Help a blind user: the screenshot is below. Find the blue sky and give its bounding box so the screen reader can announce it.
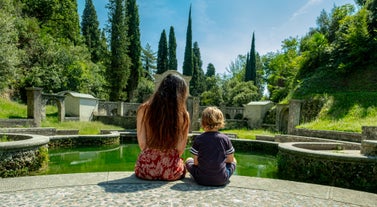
[77,0,357,75]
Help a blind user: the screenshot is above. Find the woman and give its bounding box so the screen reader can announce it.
[135,74,190,180]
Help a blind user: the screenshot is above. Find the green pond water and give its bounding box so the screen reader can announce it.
[42,144,278,178]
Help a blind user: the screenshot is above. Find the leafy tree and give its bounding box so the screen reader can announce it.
[324,4,357,73]
[223,79,259,107]
[200,75,223,106]
[337,8,371,68]
[81,0,102,62]
[190,42,205,96]
[20,0,55,25]
[297,32,329,78]
[328,4,355,43]
[17,31,106,98]
[21,0,81,44]
[141,43,157,80]
[132,77,154,103]
[182,5,193,76]
[107,0,131,101]
[366,0,377,60]
[205,63,216,77]
[263,37,300,102]
[0,0,21,93]
[168,26,178,70]
[125,0,142,102]
[366,0,377,36]
[226,54,247,79]
[157,29,168,74]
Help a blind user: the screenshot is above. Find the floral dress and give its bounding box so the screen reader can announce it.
[135,148,186,181]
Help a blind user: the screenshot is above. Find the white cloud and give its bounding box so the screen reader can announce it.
[291,0,323,20]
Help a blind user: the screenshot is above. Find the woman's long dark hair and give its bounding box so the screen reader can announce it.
[141,74,189,150]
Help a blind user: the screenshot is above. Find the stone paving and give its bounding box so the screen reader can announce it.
[0,172,376,207]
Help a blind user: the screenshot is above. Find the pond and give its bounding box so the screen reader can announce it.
[40,144,278,178]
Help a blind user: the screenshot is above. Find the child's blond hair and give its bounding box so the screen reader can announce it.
[201,107,225,130]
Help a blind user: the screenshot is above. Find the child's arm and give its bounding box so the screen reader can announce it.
[193,155,199,165]
[225,154,236,163]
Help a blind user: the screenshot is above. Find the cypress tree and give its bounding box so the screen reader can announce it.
[81,0,101,62]
[168,26,178,70]
[245,32,256,83]
[125,0,142,101]
[206,63,216,77]
[190,42,205,96]
[99,29,109,64]
[182,5,193,76]
[157,29,168,74]
[107,0,130,101]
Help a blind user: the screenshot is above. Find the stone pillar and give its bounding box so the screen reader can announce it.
[276,104,288,132]
[117,101,124,116]
[187,96,200,132]
[362,126,377,140]
[57,99,65,122]
[288,99,303,134]
[26,87,42,127]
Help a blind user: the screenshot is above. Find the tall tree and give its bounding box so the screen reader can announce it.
[141,43,157,79]
[157,29,168,74]
[245,32,256,83]
[190,42,205,96]
[81,0,101,62]
[107,0,130,101]
[125,0,142,101]
[205,63,216,77]
[182,5,193,76]
[168,26,178,70]
[99,29,110,64]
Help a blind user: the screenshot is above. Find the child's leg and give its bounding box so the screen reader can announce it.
[226,161,236,178]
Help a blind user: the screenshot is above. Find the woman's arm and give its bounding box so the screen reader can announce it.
[136,106,147,151]
[177,111,190,156]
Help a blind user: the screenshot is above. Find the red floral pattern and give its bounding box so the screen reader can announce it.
[135,148,186,181]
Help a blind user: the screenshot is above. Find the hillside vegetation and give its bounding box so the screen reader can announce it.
[297,92,377,133]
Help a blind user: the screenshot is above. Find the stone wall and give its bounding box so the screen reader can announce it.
[48,132,120,148]
[0,133,49,178]
[0,127,56,136]
[0,119,35,128]
[93,115,136,129]
[277,143,377,193]
[291,128,362,143]
[0,145,48,177]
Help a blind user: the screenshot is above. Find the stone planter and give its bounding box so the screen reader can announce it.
[0,133,49,177]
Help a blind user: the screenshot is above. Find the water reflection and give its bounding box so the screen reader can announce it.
[44,144,277,178]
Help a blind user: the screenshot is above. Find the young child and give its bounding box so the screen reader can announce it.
[185,106,237,186]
